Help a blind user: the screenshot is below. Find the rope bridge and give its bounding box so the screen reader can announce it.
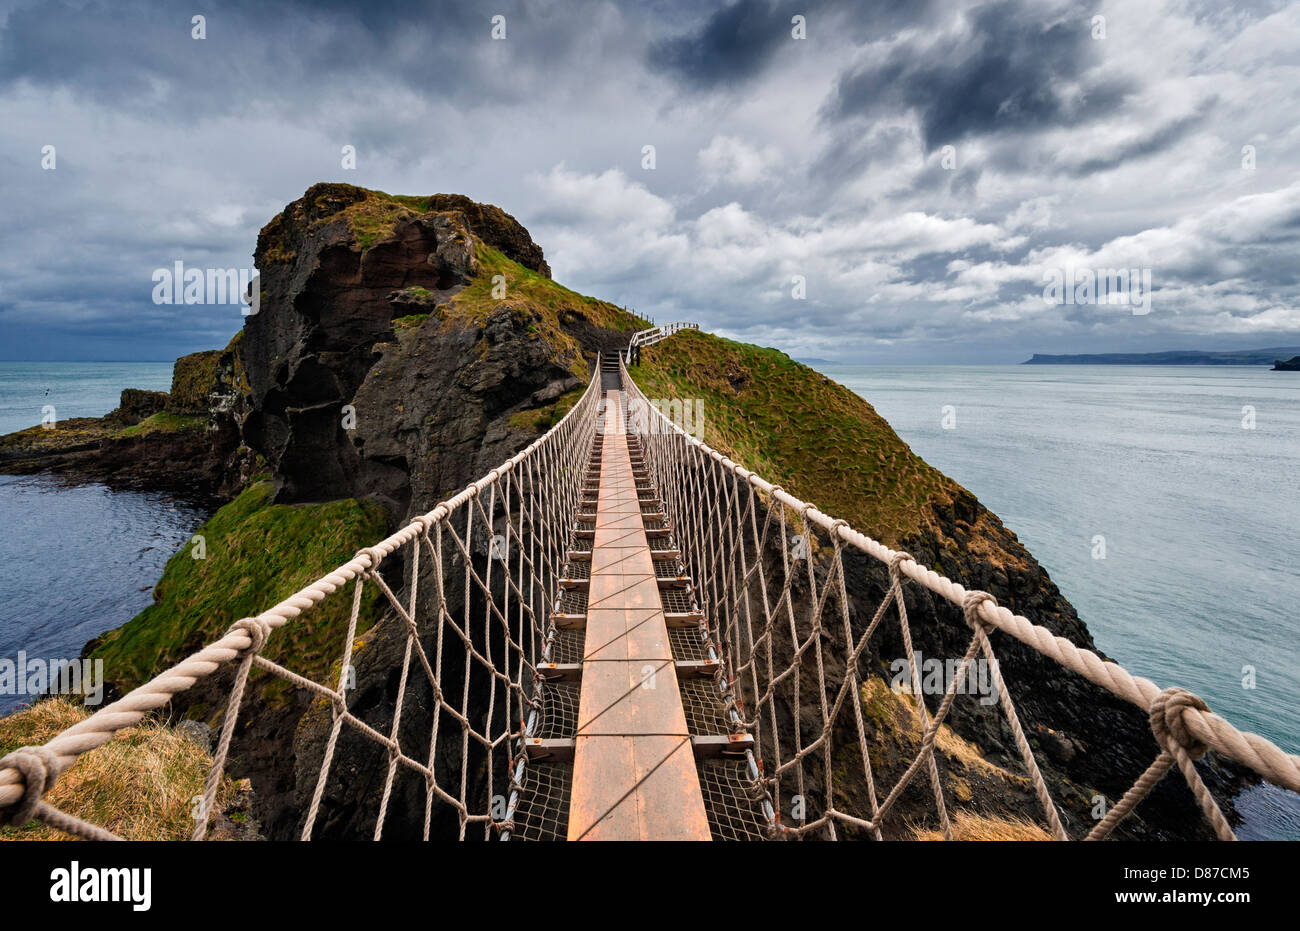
[1,326,1297,840]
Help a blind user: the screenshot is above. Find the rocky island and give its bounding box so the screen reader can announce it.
[1024,347,1300,365]
[1273,355,1300,371]
[0,184,1248,841]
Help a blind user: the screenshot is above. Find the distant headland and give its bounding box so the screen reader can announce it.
[1023,347,1300,366]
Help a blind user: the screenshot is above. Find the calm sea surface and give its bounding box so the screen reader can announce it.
[0,361,175,436]
[0,362,1296,835]
[0,362,207,715]
[826,364,1300,838]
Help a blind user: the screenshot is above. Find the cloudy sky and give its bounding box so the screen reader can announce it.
[1,0,1298,362]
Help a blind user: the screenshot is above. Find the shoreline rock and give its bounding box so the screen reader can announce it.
[0,341,256,504]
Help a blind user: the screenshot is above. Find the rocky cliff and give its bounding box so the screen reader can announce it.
[242,183,637,513]
[0,348,251,501]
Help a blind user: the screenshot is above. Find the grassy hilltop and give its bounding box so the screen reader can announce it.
[634,329,966,547]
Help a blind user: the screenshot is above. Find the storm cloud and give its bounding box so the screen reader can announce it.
[0,0,1297,362]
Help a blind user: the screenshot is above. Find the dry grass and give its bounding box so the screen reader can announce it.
[911,810,1054,841]
[0,698,225,841]
[861,677,1018,778]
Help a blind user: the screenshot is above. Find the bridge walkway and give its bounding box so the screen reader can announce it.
[507,356,769,840]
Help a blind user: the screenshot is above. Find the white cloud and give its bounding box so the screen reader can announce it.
[697,135,782,188]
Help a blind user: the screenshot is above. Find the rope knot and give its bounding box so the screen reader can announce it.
[888,551,914,578]
[0,745,61,827]
[407,515,432,538]
[355,546,385,572]
[1149,687,1210,759]
[962,590,998,633]
[228,617,271,656]
[492,817,516,835]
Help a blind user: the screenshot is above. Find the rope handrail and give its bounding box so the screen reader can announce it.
[617,346,1300,840]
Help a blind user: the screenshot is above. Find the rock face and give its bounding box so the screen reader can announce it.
[241,184,579,508]
[167,350,223,415]
[105,389,168,426]
[0,385,226,498]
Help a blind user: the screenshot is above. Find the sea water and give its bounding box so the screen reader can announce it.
[0,363,206,715]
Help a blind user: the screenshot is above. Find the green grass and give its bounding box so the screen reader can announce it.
[392,313,431,330]
[449,244,643,329]
[336,194,423,251]
[508,385,586,434]
[389,194,435,212]
[117,410,206,437]
[396,286,435,303]
[88,481,390,708]
[445,244,646,379]
[632,330,961,545]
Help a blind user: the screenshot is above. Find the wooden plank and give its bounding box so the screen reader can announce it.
[690,733,755,757]
[535,662,582,682]
[529,734,754,762]
[675,659,723,678]
[522,737,576,761]
[567,390,711,842]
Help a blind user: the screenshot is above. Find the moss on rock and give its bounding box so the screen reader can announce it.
[447,244,644,380]
[116,410,205,438]
[168,350,222,416]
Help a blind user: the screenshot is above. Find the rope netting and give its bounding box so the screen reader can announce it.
[0,363,606,841]
[618,353,1300,841]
